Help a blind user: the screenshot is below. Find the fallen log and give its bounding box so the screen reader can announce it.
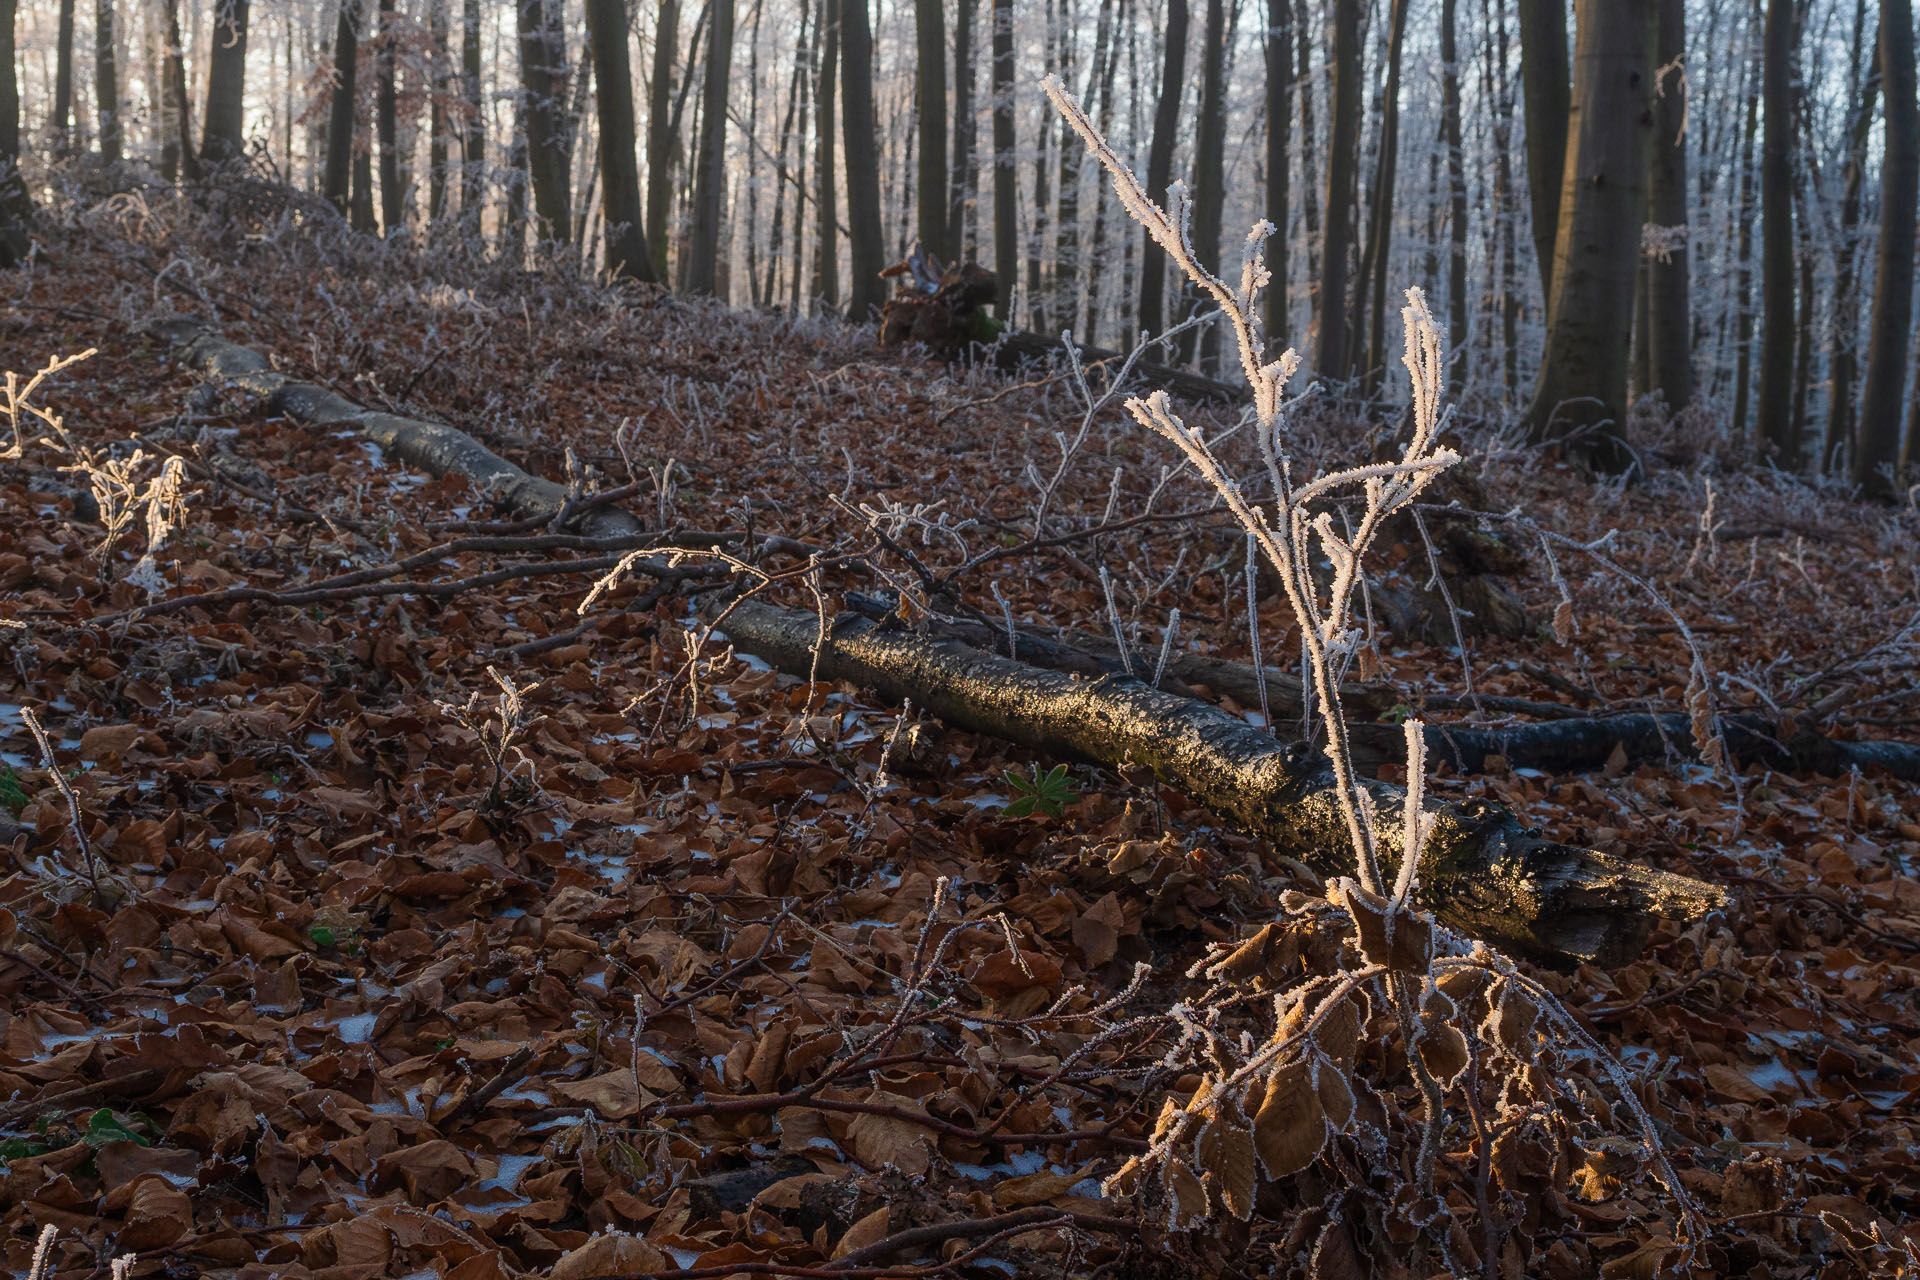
[143,315,641,538]
[713,599,1726,969]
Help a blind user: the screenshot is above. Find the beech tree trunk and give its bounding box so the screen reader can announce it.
[646,0,679,281]
[1824,0,1879,469]
[714,599,1725,968]
[428,0,449,222]
[461,0,486,236]
[585,0,657,284]
[0,0,27,267]
[1754,0,1795,462]
[53,0,76,158]
[684,0,735,295]
[1359,0,1411,390]
[517,0,572,246]
[1181,0,1227,370]
[1522,0,1655,473]
[165,0,198,182]
[322,1,360,216]
[841,0,886,320]
[912,0,948,256]
[1729,1,1761,439]
[201,0,249,163]
[1440,0,1467,384]
[1516,0,1569,301]
[1316,0,1361,381]
[1644,0,1692,411]
[813,0,839,308]
[1138,0,1187,336]
[95,0,120,164]
[949,0,975,266]
[1264,0,1291,349]
[1855,0,1917,492]
[377,0,403,233]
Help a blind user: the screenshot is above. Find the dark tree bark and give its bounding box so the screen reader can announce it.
[53,0,76,158]
[1517,0,1570,300]
[646,0,679,281]
[585,0,658,284]
[162,0,199,182]
[813,0,840,308]
[1316,0,1361,380]
[1264,0,1291,350]
[1180,0,1227,369]
[1359,0,1412,390]
[428,0,449,223]
[1825,0,1879,469]
[1644,0,1692,411]
[949,0,975,265]
[1138,0,1188,336]
[841,0,886,320]
[0,0,29,267]
[323,1,360,216]
[201,0,250,163]
[377,0,403,233]
[1729,0,1761,439]
[1295,0,1318,286]
[1522,0,1656,472]
[517,0,572,246]
[684,0,735,295]
[95,0,120,163]
[1855,0,1917,492]
[1488,0,1519,396]
[1754,0,1795,462]
[461,0,486,235]
[912,0,948,256]
[1440,0,1467,384]
[990,0,1016,317]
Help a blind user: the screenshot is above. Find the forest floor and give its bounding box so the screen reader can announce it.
[1,189,1918,1280]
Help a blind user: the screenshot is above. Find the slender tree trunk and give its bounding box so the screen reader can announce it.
[1644,0,1692,411]
[0,0,29,266]
[682,0,734,294]
[1855,0,1917,491]
[461,0,485,237]
[351,111,377,231]
[762,1,808,307]
[584,0,657,283]
[376,0,404,232]
[96,0,120,163]
[911,0,948,255]
[53,0,76,157]
[201,0,249,162]
[1359,0,1411,390]
[1522,0,1656,472]
[1049,0,1081,332]
[428,0,449,222]
[1440,0,1467,384]
[164,0,199,182]
[1754,0,1794,461]
[1264,0,1291,350]
[842,0,885,319]
[990,0,1016,317]
[1489,0,1519,397]
[517,0,572,246]
[1316,0,1362,381]
[1296,0,1318,287]
[1080,0,1125,347]
[949,0,974,264]
[1517,0,1570,300]
[323,1,360,215]
[645,0,679,280]
[1138,0,1188,336]
[1729,1,1761,439]
[1824,0,1878,468]
[1180,0,1227,368]
[814,0,840,308]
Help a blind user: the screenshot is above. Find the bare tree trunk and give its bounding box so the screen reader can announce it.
[323,1,360,215]
[1080,0,1125,346]
[1644,0,1692,411]
[1050,0,1081,332]
[949,0,975,265]
[1295,0,1318,287]
[763,1,809,307]
[53,0,76,157]
[1825,0,1879,469]
[1138,0,1188,336]
[1264,0,1291,349]
[1359,0,1411,391]
[1729,0,1761,439]
[351,111,377,231]
[201,0,249,162]
[0,0,29,267]
[584,0,658,284]
[96,0,120,163]
[1489,0,1519,397]
[842,0,885,319]
[1440,0,1467,384]
[683,0,733,294]
[813,0,840,308]
[645,0,679,281]
[912,0,948,256]
[1522,0,1655,473]
[1316,0,1361,380]
[1180,0,1227,368]
[1516,0,1569,300]
[427,0,449,223]
[517,0,572,246]
[1754,0,1795,462]
[163,0,199,182]
[990,0,1016,316]
[1855,0,1917,491]
[376,0,403,232]
[461,0,485,236]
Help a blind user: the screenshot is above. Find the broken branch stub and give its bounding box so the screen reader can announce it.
[716,599,1726,968]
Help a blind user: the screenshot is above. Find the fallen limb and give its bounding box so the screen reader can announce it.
[713,600,1726,968]
[143,315,642,537]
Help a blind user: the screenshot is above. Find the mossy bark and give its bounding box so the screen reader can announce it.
[716,599,1725,968]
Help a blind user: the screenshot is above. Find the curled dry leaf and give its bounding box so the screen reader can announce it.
[1253,1058,1326,1179]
